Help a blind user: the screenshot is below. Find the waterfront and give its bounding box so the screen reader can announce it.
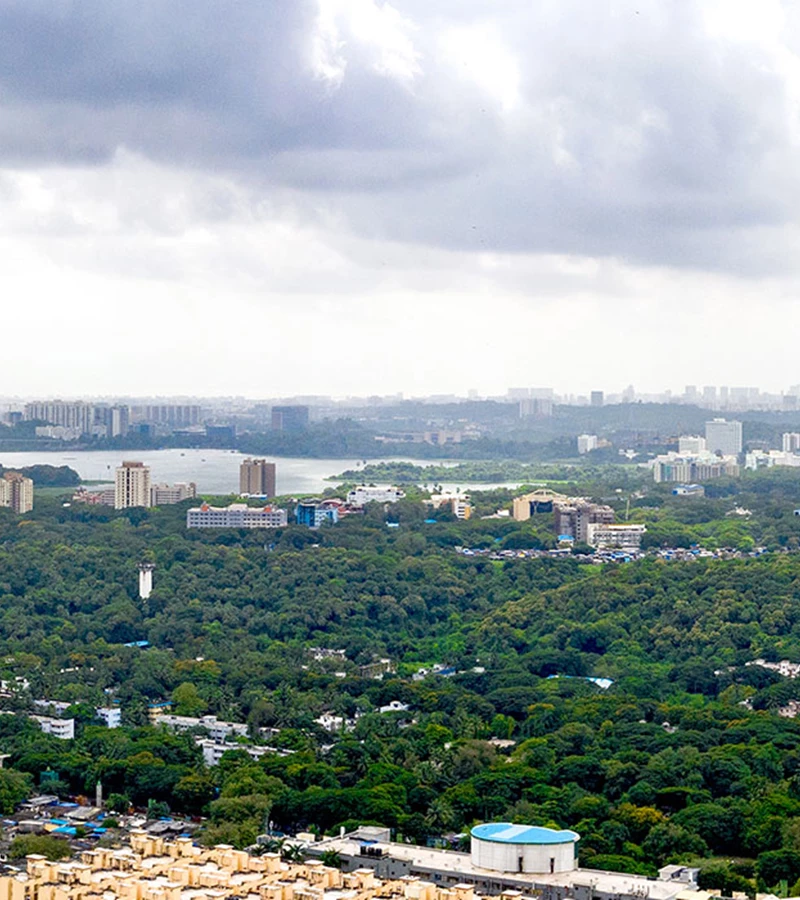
[0,449,527,496]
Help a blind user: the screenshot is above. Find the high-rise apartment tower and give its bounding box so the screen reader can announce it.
[115,461,152,509]
[239,459,276,497]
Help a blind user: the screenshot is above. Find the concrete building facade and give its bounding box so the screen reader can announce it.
[705,418,743,456]
[114,462,151,509]
[0,472,33,513]
[150,482,197,505]
[187,503,288,529]
[239,459,276,497]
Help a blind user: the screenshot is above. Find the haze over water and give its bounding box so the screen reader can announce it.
[0,449,523,495]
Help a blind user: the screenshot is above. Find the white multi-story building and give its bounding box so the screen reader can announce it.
[154,714,249,741]
[33,699,122,728]
[150,482,196,505]
[186,503,288,529]
[35,426,82,441]
[705,418,743,456]
[745,450,800,470]
[451,498,472,520]
[577,434,598,454]
[346,486,405,506]
[30,716,75,740]
[196,739,274,767]
[652,451,739,483]
[678,435,706,454]
[95,707,122,728]
[586,523,647,550]
[115,461,151,509]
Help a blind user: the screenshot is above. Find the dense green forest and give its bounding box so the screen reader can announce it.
[4,480,800,892]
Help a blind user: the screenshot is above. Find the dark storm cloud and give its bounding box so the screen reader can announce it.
[1,0,798,271]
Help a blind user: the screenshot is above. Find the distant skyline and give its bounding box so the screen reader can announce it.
[2,2,800,395]
[4,382,800,406]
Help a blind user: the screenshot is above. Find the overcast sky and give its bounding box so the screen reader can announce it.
[3,0,800,398]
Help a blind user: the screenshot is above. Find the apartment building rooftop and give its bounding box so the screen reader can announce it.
[0,832,538,900]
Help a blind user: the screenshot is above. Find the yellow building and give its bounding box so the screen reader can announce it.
[0,832,511,900]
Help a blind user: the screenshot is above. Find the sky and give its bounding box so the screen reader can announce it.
[3,0,800,398]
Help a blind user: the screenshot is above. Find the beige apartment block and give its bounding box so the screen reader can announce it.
[0,833,510,900]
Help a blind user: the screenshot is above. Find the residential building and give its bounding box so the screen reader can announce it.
[150,482,196,505]
[197,739,273,766]
[30,715,75,740]
[652,452,739,482]
[271,405,309,432]
[519,397,553,418]
[784,433,800,452]
[95,706,122,728]
[678,435,706,454]
[0,472,33,513]
[129,404,202,427]
[34,425,82,440]
[154,713,248,740]
[295,499,339,528]
[590,391,604,407]
[186,502,288,529]
[24,400,95,434]
[0,825,701,900]
[347,486,405,506]
[585,523,646,550]
[554,499,615,543]
[577,434,598,454]
[239,458,276,497]
[32,700,121,728]
[114,461,151,509]
[71,486,116,506]
[745,450,800,470]
[705,418,743,456]
[452,498,472,520]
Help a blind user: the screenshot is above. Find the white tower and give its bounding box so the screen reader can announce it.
[138,563,155,600]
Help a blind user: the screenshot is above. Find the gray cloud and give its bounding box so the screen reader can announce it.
[1,0,799,273]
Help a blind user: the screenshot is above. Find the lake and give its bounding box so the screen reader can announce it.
[0,449,528,496]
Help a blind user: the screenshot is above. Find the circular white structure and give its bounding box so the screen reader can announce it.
[470,823,580,874]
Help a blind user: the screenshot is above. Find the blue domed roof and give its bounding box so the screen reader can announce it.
[471,823,579,845]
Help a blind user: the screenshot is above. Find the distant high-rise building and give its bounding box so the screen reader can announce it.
[271,405,309,432]
[577,434,598,454]
[705,419,743,456]
[129,405,202,427]
[702,386,717,407]
[110,406,129,437]
[0,472,33,513]
[519,398,553,418]
[115,461,151,509]
[684,385,698,403]
[590,391,604,407]
[24,400,95,434]
[784,433,800,453]
[239,459,276,497]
